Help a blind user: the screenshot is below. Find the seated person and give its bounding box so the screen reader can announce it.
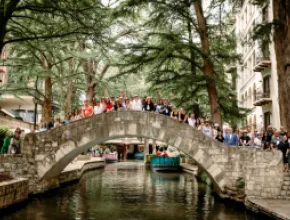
[239,131,251,146]
[163,151,169,157]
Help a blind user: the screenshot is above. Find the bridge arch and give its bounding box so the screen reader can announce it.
[21,111,283,196]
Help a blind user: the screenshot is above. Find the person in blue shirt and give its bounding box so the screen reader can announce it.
[224,128,239,146]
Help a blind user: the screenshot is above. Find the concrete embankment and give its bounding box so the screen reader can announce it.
[0,157,105,209]
[245,198,290,220]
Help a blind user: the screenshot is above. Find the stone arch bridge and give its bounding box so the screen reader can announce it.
[0,112,285,199]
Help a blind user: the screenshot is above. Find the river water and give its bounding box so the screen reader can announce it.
[2,162,265,220]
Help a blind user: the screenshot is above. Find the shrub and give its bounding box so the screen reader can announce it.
[236,177,245,189]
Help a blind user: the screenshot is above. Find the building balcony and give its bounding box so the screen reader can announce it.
[253,56,271,72]
[253,92,272,106]
[225,65,237,73]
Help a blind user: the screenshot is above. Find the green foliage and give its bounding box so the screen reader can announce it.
[0,0,113,114]
[199,171,213,186]
[111,0,247,125]
[0,127,11,142]
[236,177,245,189]
[0,0,108,51]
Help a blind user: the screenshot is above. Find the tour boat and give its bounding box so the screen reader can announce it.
[150,156,181,172]
[103,153,118,163]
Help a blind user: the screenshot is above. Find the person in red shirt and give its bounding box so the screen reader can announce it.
[106,98,113,112]
[82,100,93,118]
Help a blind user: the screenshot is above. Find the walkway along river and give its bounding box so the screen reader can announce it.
[1,162,270,220]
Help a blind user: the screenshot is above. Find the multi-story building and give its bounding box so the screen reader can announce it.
[236,0,280,131]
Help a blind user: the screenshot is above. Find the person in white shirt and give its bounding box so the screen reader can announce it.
[188,113,196,127]
[93,100,103,115]
[253,133,262,148]
[132,95,143,111]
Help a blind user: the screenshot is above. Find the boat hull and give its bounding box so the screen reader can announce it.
[150,156,180,172]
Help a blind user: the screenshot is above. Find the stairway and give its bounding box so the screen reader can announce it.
[279,172,290,199]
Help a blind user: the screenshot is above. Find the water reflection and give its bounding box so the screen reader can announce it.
[2,162,259,220]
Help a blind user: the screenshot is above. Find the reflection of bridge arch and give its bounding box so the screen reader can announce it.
[22,111,283,197]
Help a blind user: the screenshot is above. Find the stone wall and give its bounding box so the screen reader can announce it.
[205,147,283,199]
[19,111,285,199]
[0,154,106,194]
[0,115,38,130]
[0,155,38,193]
[0,178,29,209]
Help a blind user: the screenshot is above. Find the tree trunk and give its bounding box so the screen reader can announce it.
[272,1,290,130]
[86,74,95,104]
[193,0,222,125]
[83,59,96,104]
[42,76,52,122]
[64,79,73,115]
[0,0,21,54]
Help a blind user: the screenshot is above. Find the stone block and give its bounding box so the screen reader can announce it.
[284,181,290,186]
[77,155,91,161]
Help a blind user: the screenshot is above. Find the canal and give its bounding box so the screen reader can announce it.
[2,162,265,220]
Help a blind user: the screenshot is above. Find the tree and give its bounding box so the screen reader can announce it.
[0,0,105,55]
[270,1,290,130]
[2,39,88,121]
[0,1,110,121]
[193,0,222,125]
[111,0,244,124]
[81,40,110,103]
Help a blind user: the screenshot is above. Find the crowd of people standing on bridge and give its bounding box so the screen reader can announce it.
[3,92,290,171]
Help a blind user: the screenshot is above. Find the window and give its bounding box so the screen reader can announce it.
[263,76,270,97]
[253,83,257,101]
[241,95,244,107]
[264,112,271,129]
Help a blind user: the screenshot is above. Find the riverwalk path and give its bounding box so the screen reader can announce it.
[246,199,290,220]
[62,156,104,172]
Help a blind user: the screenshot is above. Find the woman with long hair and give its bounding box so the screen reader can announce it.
[101,97,107,112]
[178,108,188,123]
[143,97,154,111]
[125,98,131,110]
[215,130,224,143]
[106,98,114,112]
[195,119,201,129]
[170,107,179,120]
